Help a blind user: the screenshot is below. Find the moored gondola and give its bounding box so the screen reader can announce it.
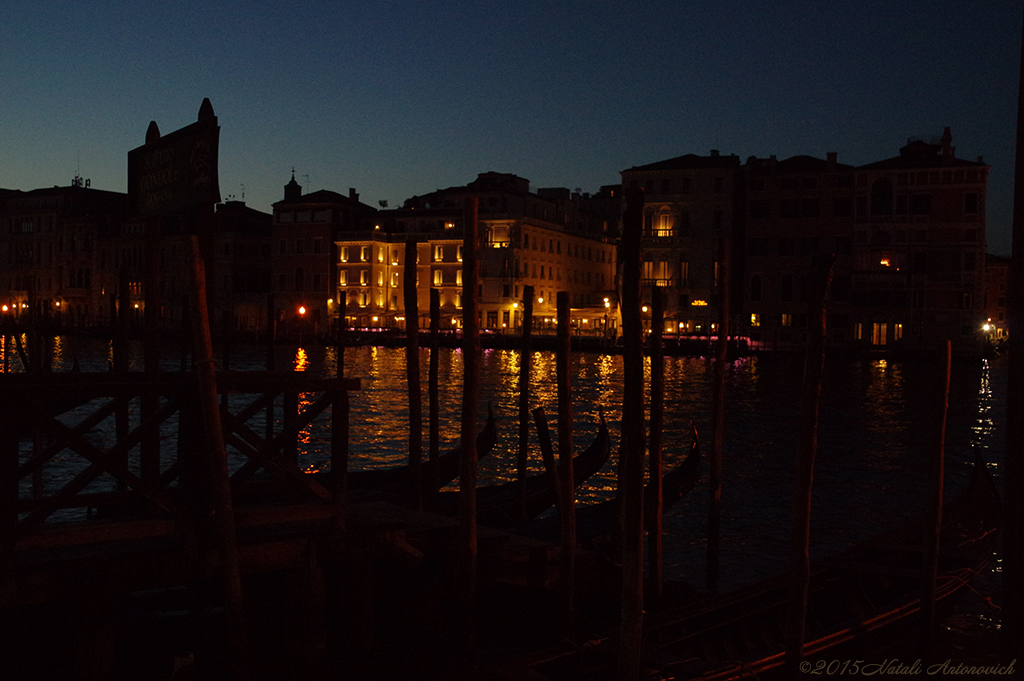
[427,414,612,526]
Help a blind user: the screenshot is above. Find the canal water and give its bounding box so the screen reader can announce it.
[4,335,1007,599]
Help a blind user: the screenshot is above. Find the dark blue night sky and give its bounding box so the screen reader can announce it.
[2,0,1020,253]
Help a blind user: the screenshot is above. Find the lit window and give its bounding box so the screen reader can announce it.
[692,299,708,307]
[854,323,863,340]
[360,246,369,262]
[378,248,385,263]
[391,272,399,287]
[360,270,368,286]
[391,250,399,265]
[433,269,443,286]
[340,271,348,286]
[894,323,903,341]
[457,245,463,262]
[340,247,349,263]
[377,271,384,287]
[750,313,760,327]
[434,245,444,262]
[456,270,462,286]
[781,313,792,327]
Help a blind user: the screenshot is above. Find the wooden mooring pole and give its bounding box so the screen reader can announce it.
[783,256,834,680]
[332,292,348,531]
[617,187,646,681]
[430,288,441,493]
[920,339,950,658]
[460,198,481,626]
[142,216,162,483]
[184,233,249,680]
[405,239,423,510]
[647,287,665,603]
[556,291,576,632]
[518,285,535,522]
[1003,3,1024,658]
[708,235,730,593]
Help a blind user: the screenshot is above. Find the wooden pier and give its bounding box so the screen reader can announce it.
[0,368,598,680]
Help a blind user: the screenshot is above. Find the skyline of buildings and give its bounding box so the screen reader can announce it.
[0,127,1006,355]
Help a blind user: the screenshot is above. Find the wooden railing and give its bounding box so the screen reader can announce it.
[0,371,359,555]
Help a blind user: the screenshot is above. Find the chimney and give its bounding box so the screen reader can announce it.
[826,151,837,168]
[978,156,985,164]
[349,187,359,202]
[710,149,720,158]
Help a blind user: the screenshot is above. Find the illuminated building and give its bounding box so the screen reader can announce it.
[983,253,1010,340]
[0,182,127,327]
[619,150,742,337]
[271,175,378,335]
[338,173,619,334]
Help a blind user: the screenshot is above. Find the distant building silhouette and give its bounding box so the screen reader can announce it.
[271,176,378,336]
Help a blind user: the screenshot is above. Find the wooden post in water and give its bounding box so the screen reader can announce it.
[460,197,481,622]
[266,294,275,442]
[532,407,562,516]
[708,235,730,593]
[1004,4,1024,658]
[556,291,576,631]
[183,233,249,681]
[517,285,535,522]
[783,256,834,679]
[429,288,441,493]
[920,339,950,657]
[648,287,665,602]
[404,239,423,510]
[617,187,646,681]
[115,268,131,491]
[142,216,162,483]
[331,292,348,531]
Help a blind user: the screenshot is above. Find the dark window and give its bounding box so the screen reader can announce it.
[800,237,819,255]
[833,197,853,217]
[870,179,893,215]
[835,236,851,255]
[714,177,724,192]
[778,237,795,256]
[294,267,304,292]
[749,275,762,302]
[910,194,931,215]
[801,199,820,218]
[780,199,800,218]
[749,200,769,219]
[780,275,793,302]
[962,192,978,214]
[964,252,976,271]
[661,178,671,193]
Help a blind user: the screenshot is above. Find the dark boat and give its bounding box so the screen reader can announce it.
[517,423,702,547]
[427,414,612,526]
[346,404,498,492]
[502,452,1001,680]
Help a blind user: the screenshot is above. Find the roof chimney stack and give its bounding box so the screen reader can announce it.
[349,188,359,202]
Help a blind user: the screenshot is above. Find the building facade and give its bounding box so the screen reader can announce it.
[271,176,379,337]
[619,151,742,336]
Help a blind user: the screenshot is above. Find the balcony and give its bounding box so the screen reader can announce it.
[851,271,908,286]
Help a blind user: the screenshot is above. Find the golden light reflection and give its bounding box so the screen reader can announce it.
[294,347,309,372]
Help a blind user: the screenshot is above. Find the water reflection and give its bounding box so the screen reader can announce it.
[6,337,1008,592]
[294,347,310,372]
